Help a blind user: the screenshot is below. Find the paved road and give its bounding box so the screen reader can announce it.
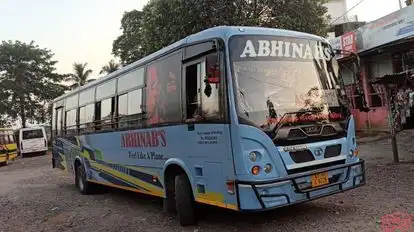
[1,133,414,232]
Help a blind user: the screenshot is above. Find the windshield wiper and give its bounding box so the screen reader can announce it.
[270,109,316,138]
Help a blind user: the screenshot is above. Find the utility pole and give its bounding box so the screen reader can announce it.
[387,89,399,163]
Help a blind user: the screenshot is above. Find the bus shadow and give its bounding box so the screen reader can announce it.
[195,203,339,226]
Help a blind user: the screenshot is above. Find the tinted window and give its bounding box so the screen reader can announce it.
[118,68,144,93]
[22,130,44,140]
[96,79,116,100]
[146,51,182,125]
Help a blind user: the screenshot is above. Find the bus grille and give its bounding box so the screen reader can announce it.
[322,126,336,135]
[289,150,315,163]
[324,144,342,158]
[288,129,306,139]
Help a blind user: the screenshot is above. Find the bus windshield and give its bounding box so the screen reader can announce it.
[229,35,351,131]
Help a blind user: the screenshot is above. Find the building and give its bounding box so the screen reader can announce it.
[324,0,365,39]
[325,0,357,25]
[331,4,414,131]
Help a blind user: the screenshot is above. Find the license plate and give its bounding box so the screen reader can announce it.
[311,172,329,187]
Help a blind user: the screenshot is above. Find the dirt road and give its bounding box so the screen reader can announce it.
[1,133,414,232]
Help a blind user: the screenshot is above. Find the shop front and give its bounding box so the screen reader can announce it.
[331,5,414,131]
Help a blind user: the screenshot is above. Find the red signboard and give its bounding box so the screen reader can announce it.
[341,31,357,54]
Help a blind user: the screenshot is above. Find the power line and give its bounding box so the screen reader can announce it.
[330,0,366,25]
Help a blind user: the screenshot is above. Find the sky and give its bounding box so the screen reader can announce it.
[0,0,405,78]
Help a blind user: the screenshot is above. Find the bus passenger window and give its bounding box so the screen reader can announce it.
[98,98,114,130]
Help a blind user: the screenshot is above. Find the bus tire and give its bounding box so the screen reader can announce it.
[75,163,94,195]
[175,173,196,226]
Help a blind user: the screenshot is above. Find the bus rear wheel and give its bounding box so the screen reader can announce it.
[175,173,196,226]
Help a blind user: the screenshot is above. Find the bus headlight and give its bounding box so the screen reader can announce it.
[264,163,273,173]
[249,151,260,162]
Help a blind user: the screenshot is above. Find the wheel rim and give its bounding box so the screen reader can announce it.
[78,169,84,191]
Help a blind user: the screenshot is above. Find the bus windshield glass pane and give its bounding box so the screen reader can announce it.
[229,35,350,129]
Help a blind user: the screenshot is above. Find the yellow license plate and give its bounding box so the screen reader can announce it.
[311,172,329,187]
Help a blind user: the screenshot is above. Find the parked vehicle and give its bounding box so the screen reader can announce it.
[19,127,48,157]
[0,128,18,165]
[51,26,366,226]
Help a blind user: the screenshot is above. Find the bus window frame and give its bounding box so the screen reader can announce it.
[181,41,228,124]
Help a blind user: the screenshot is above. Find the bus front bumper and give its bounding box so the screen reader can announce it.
[235,159,366,212]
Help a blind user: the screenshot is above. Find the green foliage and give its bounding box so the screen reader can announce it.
[113,0,330,65]
[100,59,121,75]
[0,40,68,127]
[67,62,93,89]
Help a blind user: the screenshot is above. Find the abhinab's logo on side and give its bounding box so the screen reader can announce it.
[121,130,167,148]
[239,39,333,61]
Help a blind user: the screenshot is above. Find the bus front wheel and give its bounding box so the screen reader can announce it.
[175,173,196,226]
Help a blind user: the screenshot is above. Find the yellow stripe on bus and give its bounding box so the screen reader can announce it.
[196,198,239,211]
[88,179,164,198]
[90,161,164,197]
[195,192,238,211]
[0,156,7,163]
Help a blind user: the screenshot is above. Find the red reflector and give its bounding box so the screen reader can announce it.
[226,180,235,195]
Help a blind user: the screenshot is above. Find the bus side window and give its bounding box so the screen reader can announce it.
[184,53,221,122]
[202,53,221,120]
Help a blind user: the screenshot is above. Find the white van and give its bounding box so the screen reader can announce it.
[19,127,48,157]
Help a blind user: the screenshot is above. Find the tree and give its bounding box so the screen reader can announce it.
[112,0,330,65]
[100,59,120,75]
[0,40,68,128]
[67,62,93,89]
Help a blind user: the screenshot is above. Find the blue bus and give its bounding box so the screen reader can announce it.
[51,26,366,226]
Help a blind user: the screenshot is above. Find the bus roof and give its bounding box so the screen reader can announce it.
[53,26,326,103]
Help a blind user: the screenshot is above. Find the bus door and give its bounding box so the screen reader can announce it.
[52,107,66,170]
[182,43,237,209]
